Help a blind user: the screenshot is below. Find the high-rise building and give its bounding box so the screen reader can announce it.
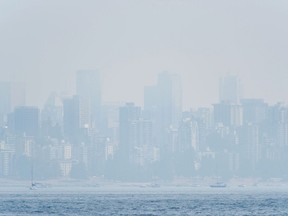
[157,72,182,129]
[0,143,14,177]
[216,75,243,127]
[267,104,288,147]
[241,99,268,125]
[219,75,241,104]
[41,93,63,139]
[0,82,25,125]
[41,92,63,126]
[76,70,101,130]
[144,72,182,152]
[63,96,80,142]
[119,103,141,163]
[239,123,260,173]
[191,108,213,151]
[213,102,243,127]
[177,118,199,153]
[13,106,39,137]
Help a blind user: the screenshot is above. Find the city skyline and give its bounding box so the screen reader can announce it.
[0,71,287,180]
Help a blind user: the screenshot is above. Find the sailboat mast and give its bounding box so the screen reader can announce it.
[31,157,33,186]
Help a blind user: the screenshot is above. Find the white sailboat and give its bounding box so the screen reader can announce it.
[210,181,227,188]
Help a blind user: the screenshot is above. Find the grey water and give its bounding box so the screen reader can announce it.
[0,187,288,215]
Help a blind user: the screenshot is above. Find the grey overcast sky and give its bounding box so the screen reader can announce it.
[0,0,288,109]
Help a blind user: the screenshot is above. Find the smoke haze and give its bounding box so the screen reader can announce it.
[0,0,288,109]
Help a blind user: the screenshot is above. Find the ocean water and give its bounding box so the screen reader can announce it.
[0,187,288,215]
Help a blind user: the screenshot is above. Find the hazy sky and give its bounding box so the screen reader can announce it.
[0,0,288,109]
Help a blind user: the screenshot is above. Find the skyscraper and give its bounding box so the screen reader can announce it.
[216,75,243,127]
[241,99,268,125]
[157,72,182,129]
[76,70,101,130]
[213,102,243,127]
[63,96,80,142]
[119,103,141,163]
[144,72,182,152]
[13,106,39,137]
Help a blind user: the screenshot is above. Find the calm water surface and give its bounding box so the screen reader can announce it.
[0,187,287,215]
